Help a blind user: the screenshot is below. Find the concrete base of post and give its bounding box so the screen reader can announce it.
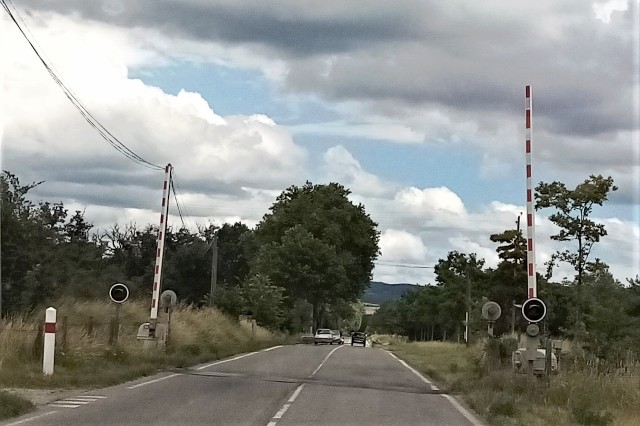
[136,322,167,350]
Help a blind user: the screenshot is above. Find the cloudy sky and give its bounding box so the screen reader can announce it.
[2,0,639,285]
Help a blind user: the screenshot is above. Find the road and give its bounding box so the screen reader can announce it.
[3,343,482,426]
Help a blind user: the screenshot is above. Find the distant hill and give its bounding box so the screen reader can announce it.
[363,281,419,305]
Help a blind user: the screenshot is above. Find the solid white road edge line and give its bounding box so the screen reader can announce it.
[385,350,433,386]
[196,351,259,370]
[6,411,57,425]
[386,350,483,425]
[310,345,342,377]
[442,394,484,426]
[126,373,181,389]
[73,395,107,399]
[263,345,284,352]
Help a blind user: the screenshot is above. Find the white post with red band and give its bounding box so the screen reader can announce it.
[525,85,537,299]
[149,164,173,333]
[43,307,56,375]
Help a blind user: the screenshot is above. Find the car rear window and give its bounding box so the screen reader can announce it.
[318,329,331,334]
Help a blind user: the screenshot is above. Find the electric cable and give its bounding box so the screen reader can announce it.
[2,0,163,171]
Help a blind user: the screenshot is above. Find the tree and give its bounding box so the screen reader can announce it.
[433,251,488,341]
[488,227,531,334]
[252,182,380,329]
[240,274,286,330]
[215,222,251,286]
[535,175,617,322]
[252,225,349,329]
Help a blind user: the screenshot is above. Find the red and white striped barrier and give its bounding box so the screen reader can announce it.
[43,307,56,375]
[525,85,537,299]
[149,164,172,334]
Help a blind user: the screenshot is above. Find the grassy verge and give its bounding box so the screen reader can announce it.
[0,391,34,420]
[0,299,287,392]
[375,335,640,426]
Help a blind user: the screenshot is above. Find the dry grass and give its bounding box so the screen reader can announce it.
[0,298,284,390]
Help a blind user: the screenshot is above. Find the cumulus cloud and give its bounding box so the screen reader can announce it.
[379,229,429,263]
[593,0,630,23]
[394,187,467,217]
[322,145,396,197]
[3,13,306,211]
[3,3,637,287]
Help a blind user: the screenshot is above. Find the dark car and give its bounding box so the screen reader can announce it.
[351,331,366,346]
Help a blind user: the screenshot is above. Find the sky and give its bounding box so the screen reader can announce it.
[2,0,639,285]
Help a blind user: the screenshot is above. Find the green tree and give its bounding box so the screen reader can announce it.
[240,274,286,330]
[579,264,636,360]
[535,175,617,322]
[488,228,530,334]
[434,251,487,341]
[252,225,349,329]
[252,182,380,329]
[215,222,251,286]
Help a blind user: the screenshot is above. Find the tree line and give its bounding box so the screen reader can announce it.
[1,172,379,332]
[370,175,640,361]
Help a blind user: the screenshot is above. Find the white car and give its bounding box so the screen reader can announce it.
[314,328,333,345]
[331,330,344,345]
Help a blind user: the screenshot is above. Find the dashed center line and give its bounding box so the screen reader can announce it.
[310,345,342,377]
[266,384,305,426]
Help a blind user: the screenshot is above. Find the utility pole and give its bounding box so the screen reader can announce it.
[209,236,218,307]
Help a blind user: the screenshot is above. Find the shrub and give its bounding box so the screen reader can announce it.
[488,392,518,418]
[0,391,34,420]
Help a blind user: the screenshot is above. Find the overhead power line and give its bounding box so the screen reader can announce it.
[2,0,163,171]
[374,261,435,269]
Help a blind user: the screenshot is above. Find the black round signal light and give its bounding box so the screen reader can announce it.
[109,283,129,304]
[521,297,546,323]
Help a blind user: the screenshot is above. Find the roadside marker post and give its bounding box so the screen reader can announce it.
[43,307,56,375]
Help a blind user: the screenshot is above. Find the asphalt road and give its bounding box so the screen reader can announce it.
[3,343,482,426]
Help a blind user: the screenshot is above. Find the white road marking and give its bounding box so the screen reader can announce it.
[287,384,305,402]
[263,345,283,352]
[385,350,440,390]
[196,351,259,370]
[310,345,342,377]
[386,350,482,425]
[126,373,181,389]
[273,403,290,419]
[442,394,484,426]
[5,411,57,425]
[266,383,305,426]
[46,395,107,408]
